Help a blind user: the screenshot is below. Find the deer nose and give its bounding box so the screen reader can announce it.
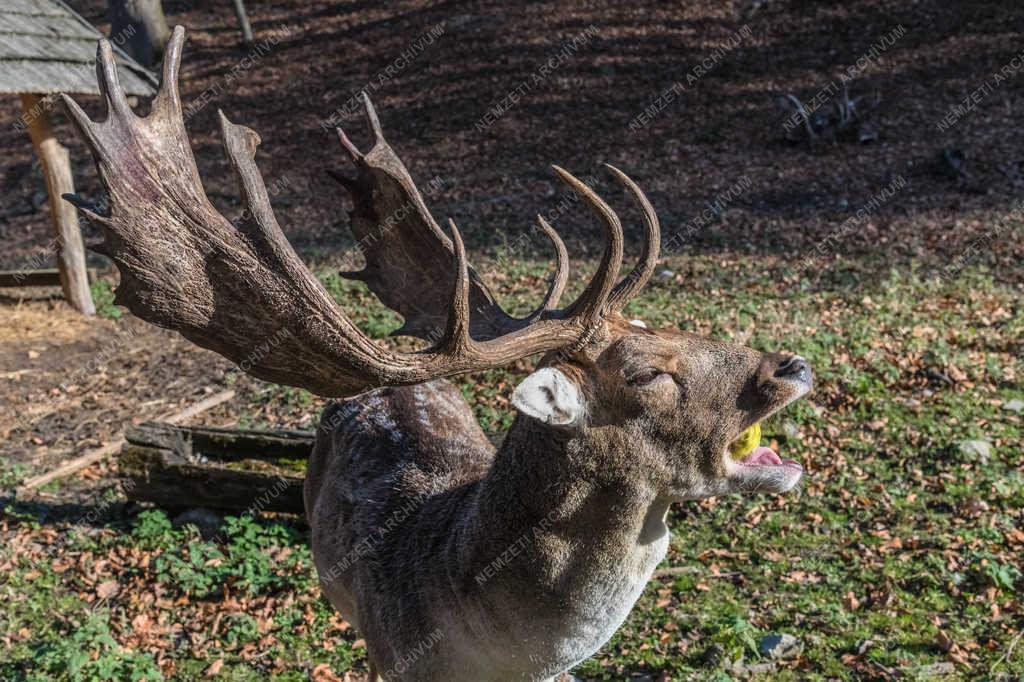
[774,355,811,382]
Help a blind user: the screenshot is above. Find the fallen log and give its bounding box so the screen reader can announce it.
[120,422,313,514]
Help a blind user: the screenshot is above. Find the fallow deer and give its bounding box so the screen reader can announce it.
[64,28,813,681]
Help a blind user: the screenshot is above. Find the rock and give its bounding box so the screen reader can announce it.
[758,633,803,660]
[172,507,224,540]
[910,661,956,677]
[957,439,991,462]
[701,642,726,667]
[657,269,675,279]
[729,659,778,678]
[1003,398,1024,413]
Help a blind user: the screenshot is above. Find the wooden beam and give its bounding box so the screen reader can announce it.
[126,423,314,460]
[120,442,305,513]
[0,268,98,288]
[19,93,95,316]
[0,268,62,287]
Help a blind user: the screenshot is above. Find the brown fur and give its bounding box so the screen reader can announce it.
[305,315,812,680]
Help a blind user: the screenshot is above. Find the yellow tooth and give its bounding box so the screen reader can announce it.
[729,422,761,459]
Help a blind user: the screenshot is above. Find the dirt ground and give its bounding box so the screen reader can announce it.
[1,0,1022,500]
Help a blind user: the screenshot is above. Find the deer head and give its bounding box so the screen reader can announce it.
[63,27,811,496]
[512,316,812,500]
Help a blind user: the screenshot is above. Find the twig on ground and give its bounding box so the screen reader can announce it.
[653,566,741,579]
[17,389,235,492]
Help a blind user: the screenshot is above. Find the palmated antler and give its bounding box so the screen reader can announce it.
[62,27,660,398]
[331,97,660,342]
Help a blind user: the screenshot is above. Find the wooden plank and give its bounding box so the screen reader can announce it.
[0,1,68,16]
[1,58,156,96]
[0,12,96,40]
[21,93,94,315]
[121,420,313,513]
[126,423,315,461]
[0,268,61,287]
[22,440,126,492]
[0,32,103,62]
[0,1,158,96]
[0,267,98,288]
[0,59,95,95]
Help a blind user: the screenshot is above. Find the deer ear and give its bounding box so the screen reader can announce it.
[512,367,585,427]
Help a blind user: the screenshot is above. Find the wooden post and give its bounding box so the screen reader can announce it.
[19,93,95,315]
[231,0,254,46]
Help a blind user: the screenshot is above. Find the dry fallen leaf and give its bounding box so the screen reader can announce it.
[312,663,342,682]
[96,580,120,599]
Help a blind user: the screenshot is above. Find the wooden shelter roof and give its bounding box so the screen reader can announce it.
[0,0,157,96]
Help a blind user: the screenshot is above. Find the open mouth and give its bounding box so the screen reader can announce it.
[728,423,803,471]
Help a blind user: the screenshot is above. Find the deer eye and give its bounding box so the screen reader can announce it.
[629,368,667,386]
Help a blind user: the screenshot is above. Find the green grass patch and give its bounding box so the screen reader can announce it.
[4,254,1021,680]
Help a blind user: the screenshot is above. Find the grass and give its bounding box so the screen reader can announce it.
[1,253,1021,680]
[88,280,123,321]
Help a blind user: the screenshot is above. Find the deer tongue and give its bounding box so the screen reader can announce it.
[741,446,802,469]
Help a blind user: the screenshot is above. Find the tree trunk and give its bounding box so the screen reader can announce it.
[109,0,171,67]
[20,94,95,315]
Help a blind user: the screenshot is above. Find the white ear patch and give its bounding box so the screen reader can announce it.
[511,367,585,426]
[629,319,647,328]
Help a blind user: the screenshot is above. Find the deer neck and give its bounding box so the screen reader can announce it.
[454,416,671,673]
[469,415,672,608]
[486,417,664,520]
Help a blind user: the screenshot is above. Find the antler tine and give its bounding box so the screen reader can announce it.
[61,25,667,397]
[360,93,385,149]
[437,218,474,354]
[96,39,130,120]
[59,94,102,155]
[532,216,570,315]
[155,26,185,115]
[334,94,383,163]
[603,164,660,312]
[325,168,358,191]
[498,215,571,327]
[550,165,624,323]
[62,192,111,226]
[335,127,363,161]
